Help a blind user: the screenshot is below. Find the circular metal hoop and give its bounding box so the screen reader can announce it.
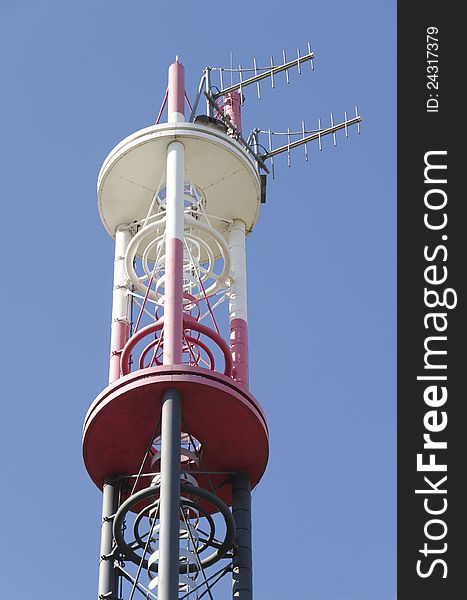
[113,483,235,573]
[120,315,233,376]
[125,214,231,302]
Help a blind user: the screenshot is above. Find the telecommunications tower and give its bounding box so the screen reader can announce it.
[83,48,361,600]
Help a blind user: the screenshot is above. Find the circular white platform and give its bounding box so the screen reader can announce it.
[97,122,261,240]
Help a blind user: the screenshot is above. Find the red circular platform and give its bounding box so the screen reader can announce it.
[82,366,269,507]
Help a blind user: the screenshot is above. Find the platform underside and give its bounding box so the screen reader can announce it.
[83,366,269,508]
[97,122,262,241]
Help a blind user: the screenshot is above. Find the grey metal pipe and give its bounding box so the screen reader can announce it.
[157,387,182,600]
[205,68,213,117]
[232,472,253,600]
[98,479,119,600]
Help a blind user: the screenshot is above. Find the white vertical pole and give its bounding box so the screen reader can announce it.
[109,225,131,384]
[229,219,249,388]
[162,140,185,366]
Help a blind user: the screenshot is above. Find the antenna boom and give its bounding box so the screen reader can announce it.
[260,115,362,160]
[213,50,315,97]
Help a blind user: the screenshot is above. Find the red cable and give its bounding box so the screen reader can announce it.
[184,91,193,113]
[155,88,168,124]
[196,271,220,335]
[133,272,156,334]
[149,329,164,368]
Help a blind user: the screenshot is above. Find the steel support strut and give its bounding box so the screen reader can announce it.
[158,388,182,599]
[98,479,119,600]
[232,472,253,599]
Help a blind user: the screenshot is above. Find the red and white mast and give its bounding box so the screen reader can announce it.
[223,91,250,388]
[157,58,186,599]
[85,55,268,600]
[163,58,185,366]
[84,45,361,600]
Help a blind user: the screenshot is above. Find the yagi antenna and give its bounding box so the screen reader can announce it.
[211,43,314,99]
[189,42,315,119]
[188,42,362,190]
[258,107,362,178]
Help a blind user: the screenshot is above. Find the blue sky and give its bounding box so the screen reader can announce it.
[0,1,396,598]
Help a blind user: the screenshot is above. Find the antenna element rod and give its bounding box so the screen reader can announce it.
[261,115,362,159]
[213,51,315,97]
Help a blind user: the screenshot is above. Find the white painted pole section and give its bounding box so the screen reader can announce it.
[111,226,131,322]
[229,220,248,323]
[109,225,131,383]
[169,111,185,123]
[163,140,185,366]
[164,142,185,244]
[229,220,249,387]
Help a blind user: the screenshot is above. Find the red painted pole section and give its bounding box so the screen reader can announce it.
[109,320,130,383]
[163,59,186,365]
[168,59,185,120]
[230,317,249,388]
[163,236,184,364]
[224,91,242,136]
